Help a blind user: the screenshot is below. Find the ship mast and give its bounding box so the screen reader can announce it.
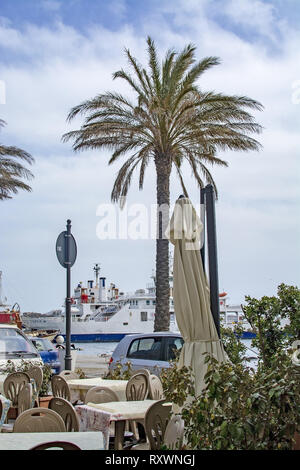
[93,263,101,288]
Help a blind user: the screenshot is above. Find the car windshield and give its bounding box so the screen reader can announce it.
[0,328,38,356]
[30,338,54,352]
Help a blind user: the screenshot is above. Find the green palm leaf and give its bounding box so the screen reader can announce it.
[0,121,34,200]
[63,37,263,332]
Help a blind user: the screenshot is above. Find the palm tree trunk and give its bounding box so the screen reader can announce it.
[154,155,171,332]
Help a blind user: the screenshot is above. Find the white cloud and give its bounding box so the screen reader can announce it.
[41,1,62,12]
[0,1,299,311]
[222,0,278,38]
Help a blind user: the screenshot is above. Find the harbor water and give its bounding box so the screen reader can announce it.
[72,339,258,377]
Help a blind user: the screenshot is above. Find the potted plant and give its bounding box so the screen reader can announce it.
[0,359,54,411]
[37,363,53,408]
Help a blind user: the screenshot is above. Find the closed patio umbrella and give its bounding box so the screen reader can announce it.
[166,197,227,396]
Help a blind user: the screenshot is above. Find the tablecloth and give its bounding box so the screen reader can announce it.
[76,400,157,449]
[68,378,128,403]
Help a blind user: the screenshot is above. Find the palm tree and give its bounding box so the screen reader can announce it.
[0,120,34,200]
[63,37,263,332]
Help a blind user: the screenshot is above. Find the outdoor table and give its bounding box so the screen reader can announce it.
[0,394,11,430]
[0,431,104,450]
[68,377,128,403]
[76,399,158,450]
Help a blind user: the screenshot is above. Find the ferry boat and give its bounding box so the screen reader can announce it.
[21,265,257,342]
[21,264,179,342]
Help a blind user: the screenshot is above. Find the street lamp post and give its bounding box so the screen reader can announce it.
[56,219,77,370]
[200,185,221,338]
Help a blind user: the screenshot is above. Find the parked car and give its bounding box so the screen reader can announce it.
[108,332,184,376]
[0,324,42,393]
[27,336,61,374]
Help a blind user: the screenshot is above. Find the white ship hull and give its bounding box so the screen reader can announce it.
[22,305,179,342]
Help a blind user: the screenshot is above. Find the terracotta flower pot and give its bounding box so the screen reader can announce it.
[7,407,17,419]
[38,395,53,408]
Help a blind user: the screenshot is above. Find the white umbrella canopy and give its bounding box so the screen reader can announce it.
[166,197,227,396]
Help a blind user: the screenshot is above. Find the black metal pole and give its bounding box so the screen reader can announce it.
[205,185,221,338]
[200,187,206,270]
[65,219,72,370]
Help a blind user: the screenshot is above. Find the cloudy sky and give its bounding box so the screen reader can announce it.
[0,0,299,313]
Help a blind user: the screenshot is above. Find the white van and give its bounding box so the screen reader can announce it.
[0,324,42,393]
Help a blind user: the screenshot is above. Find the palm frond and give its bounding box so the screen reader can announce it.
[63,39,263,204]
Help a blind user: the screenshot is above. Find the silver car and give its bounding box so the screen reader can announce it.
[108,332,184,376]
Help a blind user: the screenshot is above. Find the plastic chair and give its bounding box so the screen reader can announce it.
[59,370,79,381]
[129,369,151,377]
[2,384,34,432]
[49,397,80,432]
[148,375,164,400]
[125,373,149,441]
[27,366,43,394]
[29,441,81,450]
[3,372,31,408]
[163,415,184,450]
[131,400,172,450]
[84,386,119,405]
[51,375,71,402]
[13,408,66,433]
[126,373,149,401]
[18,383,33,415]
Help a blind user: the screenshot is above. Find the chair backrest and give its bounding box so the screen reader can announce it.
[148,375,164,400]
[18,383,33,415]
[51,375,71,401]
[59,370,79,381]
[27,366,43,393]
[129,368,151,377]
[144,400,172,450]
[164,415,185,450]
[29,441,81,450]
[126,373,149,401]
[13,408,66,433]
[3,372,31,407]
[84,386,119,405]
[49,397,80,432]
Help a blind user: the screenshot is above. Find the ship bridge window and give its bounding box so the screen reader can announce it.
[146,300,150,306]
[141,311,148,322]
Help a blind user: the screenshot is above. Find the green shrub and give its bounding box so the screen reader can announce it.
[104,359,133,380]
[0,359,52,396]
[161,284,300,450]
[181,352,300,450]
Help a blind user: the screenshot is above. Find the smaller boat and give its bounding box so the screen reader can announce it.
[0,271,60,341]
[22,328,60,342]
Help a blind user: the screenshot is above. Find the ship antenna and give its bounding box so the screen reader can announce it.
[94,263,101,287]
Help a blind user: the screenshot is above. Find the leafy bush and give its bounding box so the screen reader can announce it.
[181,353,300,450]
[0,359,53,396]
[74,367,86,379]
[220,321,248,365]
[160,350,195,408]
[104,359,133,380]
[161,284,300,450]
